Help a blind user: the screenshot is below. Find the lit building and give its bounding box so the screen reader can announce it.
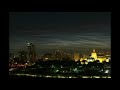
[81,60,88,64]
[73,48,79,62]
[97,54,107,63]
[80,54,87,62]
[105,58,109,62]
[91,49,97,60]
[105,52,111,62]
[27,43,36,62]
[87,57,95,62]
[79,54,83,61]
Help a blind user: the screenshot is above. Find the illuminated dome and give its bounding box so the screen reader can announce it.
[91,49,97,60]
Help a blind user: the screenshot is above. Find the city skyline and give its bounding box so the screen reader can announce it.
[9,12,111,54]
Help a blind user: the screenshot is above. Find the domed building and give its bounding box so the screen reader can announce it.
[91,49,97,60]
[97,53,107,63]
[90,49,108,63]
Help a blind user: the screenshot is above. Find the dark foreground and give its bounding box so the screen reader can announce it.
[9,60,111,79]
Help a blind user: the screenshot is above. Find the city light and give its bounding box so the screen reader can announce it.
[105,70,109,73]
[55,70,59,72]
[9,46,111,78]
[9,47,111,78]
[9,12,111,79]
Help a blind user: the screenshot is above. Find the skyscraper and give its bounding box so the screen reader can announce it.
[27,43,36,62]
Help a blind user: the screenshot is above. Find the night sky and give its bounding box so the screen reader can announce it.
[9,12,111,54]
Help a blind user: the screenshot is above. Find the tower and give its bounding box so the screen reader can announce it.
[91,49,97,60]
[27,43,36,62]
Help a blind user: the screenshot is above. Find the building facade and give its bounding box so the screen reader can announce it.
[91,49,97,60]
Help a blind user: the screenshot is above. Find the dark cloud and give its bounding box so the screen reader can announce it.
[9,12,111,54]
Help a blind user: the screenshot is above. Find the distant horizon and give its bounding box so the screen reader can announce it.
[10,47,111,56]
